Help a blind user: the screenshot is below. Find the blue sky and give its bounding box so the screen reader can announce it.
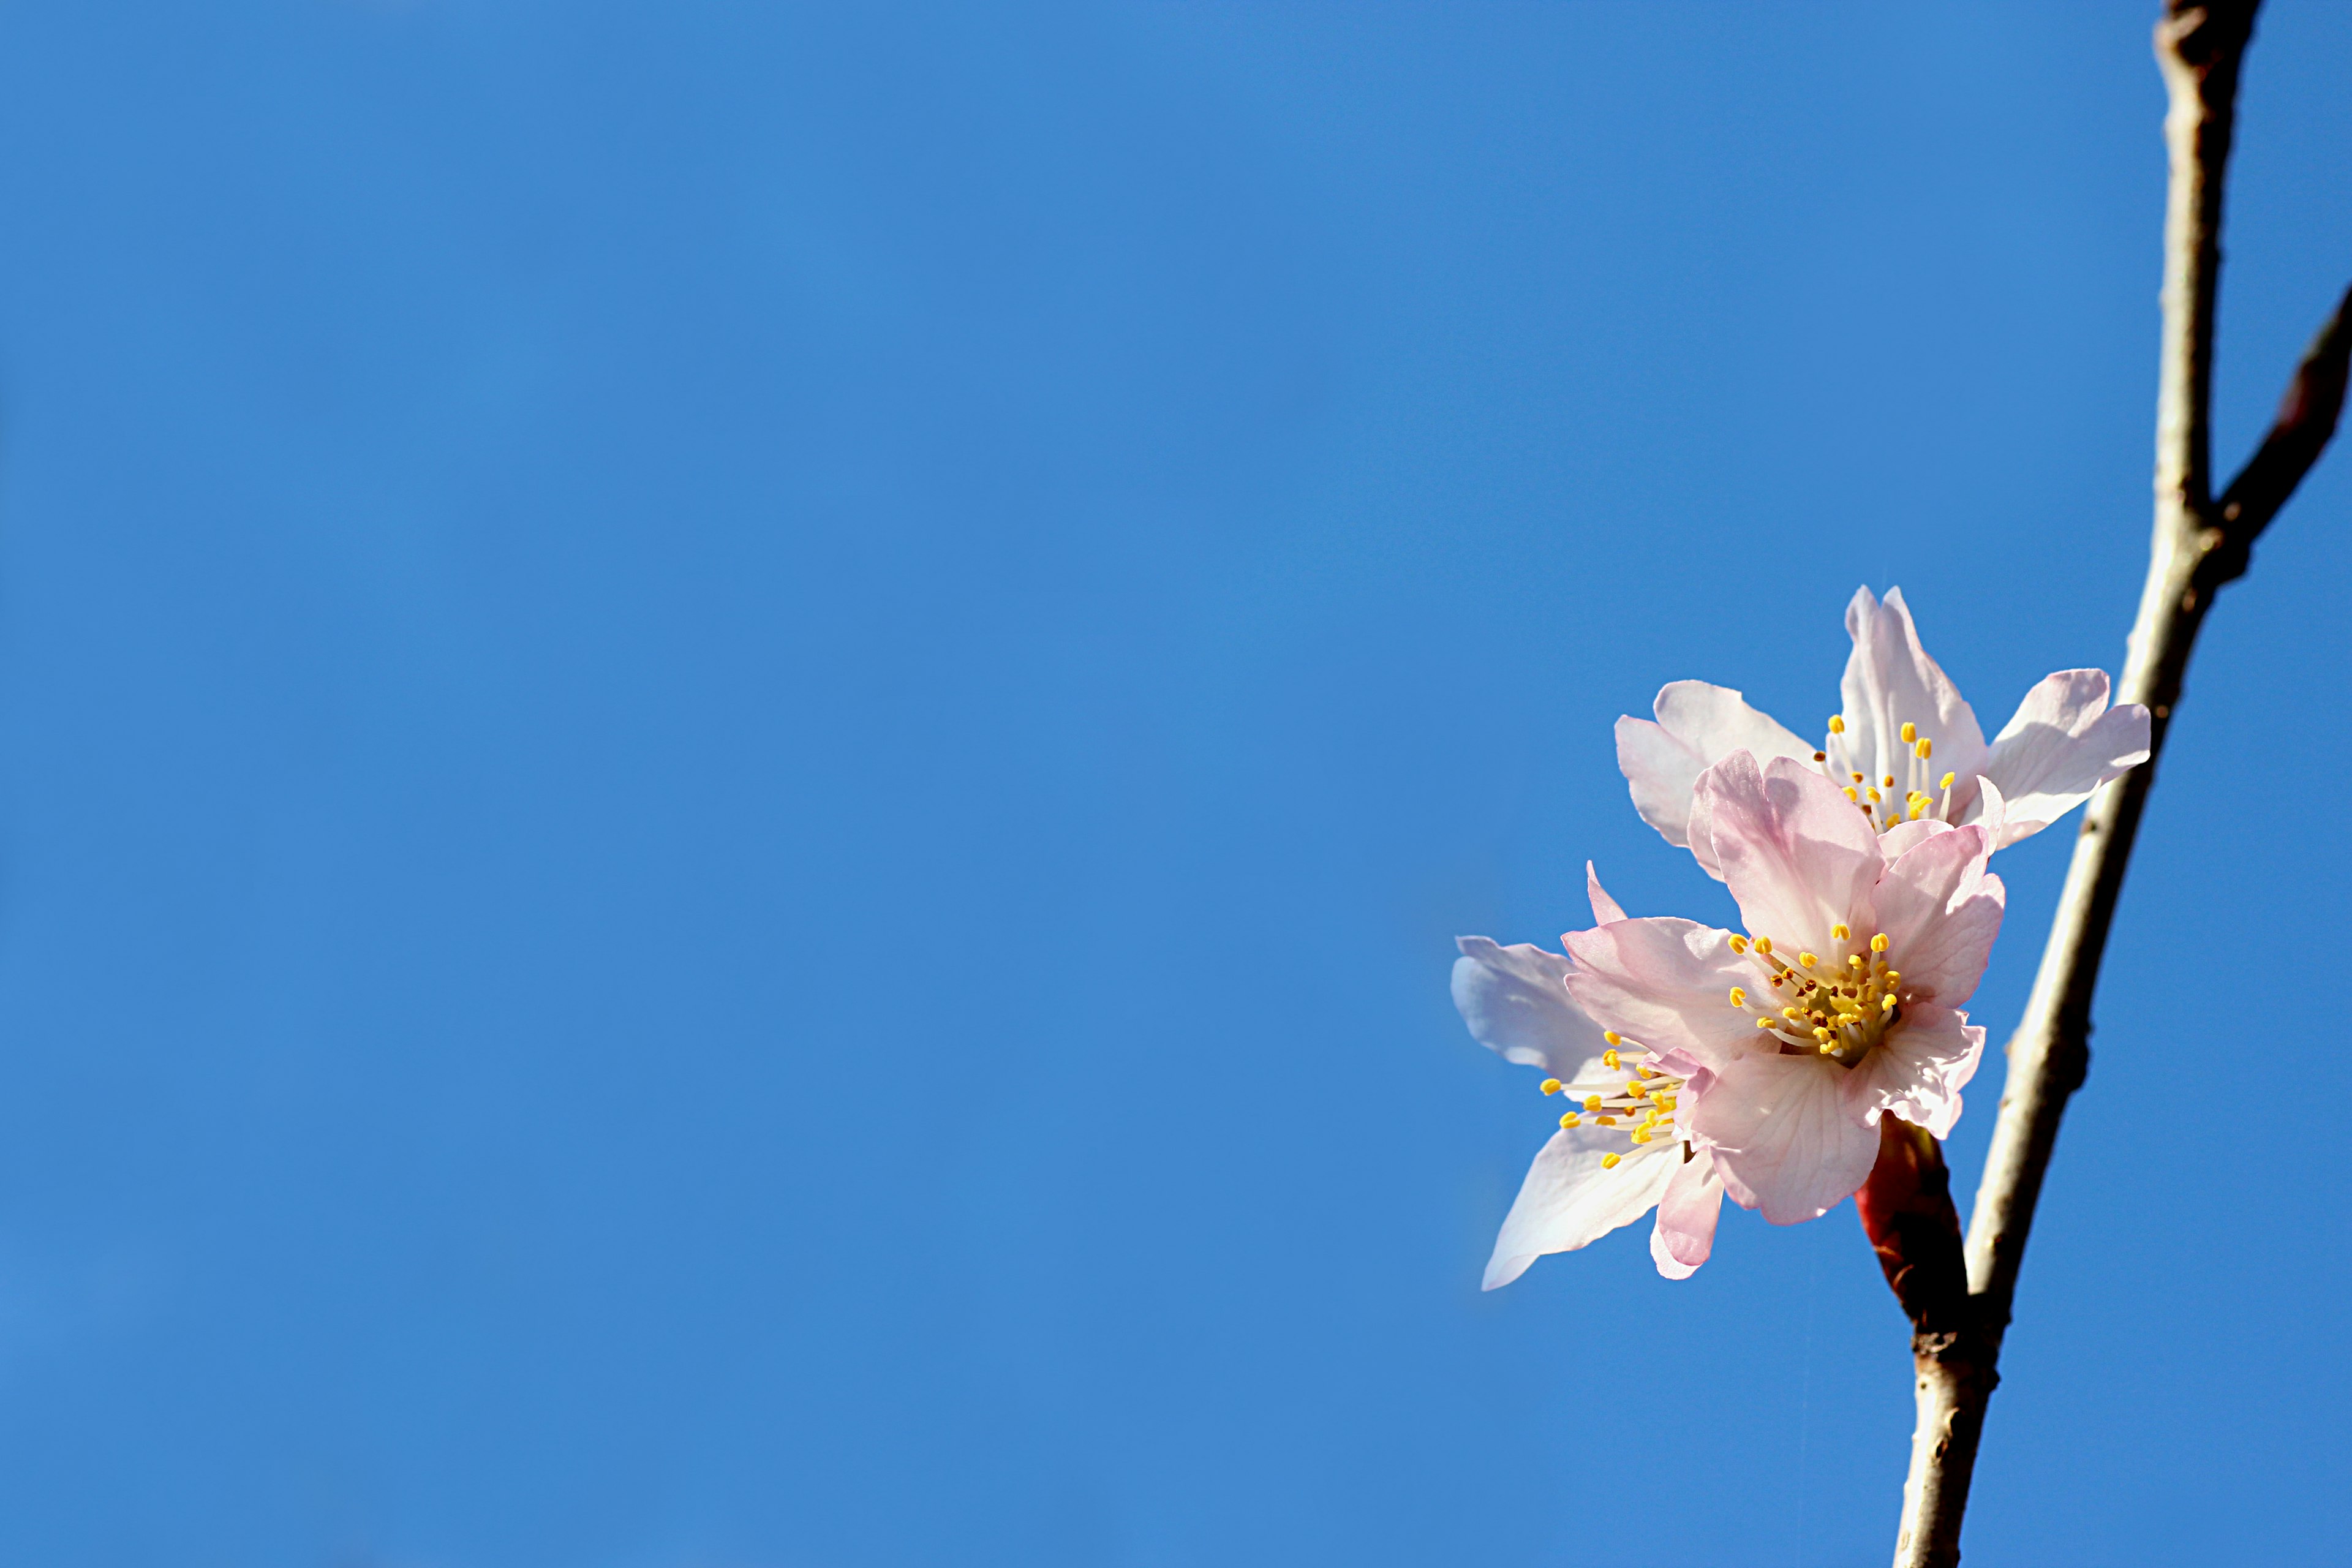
[0,3,2345,1564]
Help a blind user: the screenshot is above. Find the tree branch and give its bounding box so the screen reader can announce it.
[1891,2,2352,1562]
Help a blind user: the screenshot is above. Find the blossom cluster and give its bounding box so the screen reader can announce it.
[1453,587,2149,1286]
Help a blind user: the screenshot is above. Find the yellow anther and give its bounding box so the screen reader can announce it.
[1602,1030,1622,1046]
[1818,1039,1837,1054]
[1830,922,1850,940]
[1602,1048,1619,1069]
[1631,1129,1652,1145]
[1596,1115,1618,1127]
[1540,1078,1562,1095]
[1870,933,1889,952]
[1900,722,1917,744]
[1844,786,1860,802]
[1828,714,1845,734]
[1848,955,1864,971]
[1584,1095,1602,1112]
[1798,952,1817,968]
[1866,788,1882,804]
[1559,1112,1581,1129]
[1882,994,1897,1012]
[1781,1006,1803,1020]
[1655,1095,1676,1110]
[1813,1026,1833,1041]
[1939,771,1956,791]
[1728,986,1746,1007]
[1850,771,1865,784]
[1754,937,1773,955]
[1755,1017,1777,1028]
[1728,935,1749,954]
[1601,1153,1622,1169]
[1885,970,1900,983]
[1882,774,1895,789]
[1915,738,1932,760]
[1910,802,1926,820]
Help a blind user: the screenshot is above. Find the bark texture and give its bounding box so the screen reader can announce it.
[1889,4,2352,1564]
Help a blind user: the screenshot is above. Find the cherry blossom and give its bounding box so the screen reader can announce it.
[1617,586,2149,878]
[1453,867,1726,1286]
[1453,750,2004,1284]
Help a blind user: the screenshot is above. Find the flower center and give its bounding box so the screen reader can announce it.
[1818,714,1958,835]
[1725,926,1904,1067]
[1536,1036,1686,1169]
[1540,929,1913,1167]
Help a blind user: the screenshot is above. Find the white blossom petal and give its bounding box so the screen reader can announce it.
[1586,861,1628,925]
[1873,826,2005,1007]
[1978,670,2151,848]
[1876,819,1954,859]
[1689,1052,1880,1224]
[1561,917,1758,1072]
[1485,1131,1680,1289]
[1697,752,1885,951]
[1617,682,1814,879]
[1839,587,1989,798]
[1452,937,1611,1079]
[1649,1226,1698,1280]
[1651,1146,1725,1275]
[1839,1005,1984,1139]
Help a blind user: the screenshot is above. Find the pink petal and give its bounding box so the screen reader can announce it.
[1652,1145,1725,1273]
[1651,1223,1700,1280]
[1452,938,1613,1078]
[1877,818,1957,859]
[1840,1004,1985,1139]
[1586,861,1628,925]
[1873,826,2004,1006]
[1483,1130,1679,1289]
[1689,1050,1880,1225]
[1695,752,1885,951]
[1980,671,2151,848]
[1561,917,1758,1072]
[1838,587,1989,800]
[1617,682,1814,879]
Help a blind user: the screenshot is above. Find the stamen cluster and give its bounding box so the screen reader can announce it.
[1534,1039,1684,1170]
[1726,925,1902,1066]
[1819,715,1957,834]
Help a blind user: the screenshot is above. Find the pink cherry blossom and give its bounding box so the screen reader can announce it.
[1453,867,1728,1286]
[1617,586,2149,879]
[1453,752,2005,1284]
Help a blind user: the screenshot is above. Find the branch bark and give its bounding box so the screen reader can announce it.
[1890,3,2352,1562]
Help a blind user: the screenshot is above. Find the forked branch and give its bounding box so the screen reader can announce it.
[1890,3,2352,1564]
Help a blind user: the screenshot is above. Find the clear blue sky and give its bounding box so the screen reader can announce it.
[0,3,2345,1565]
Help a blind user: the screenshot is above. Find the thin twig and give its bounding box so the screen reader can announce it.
[1890,2,2352,1563]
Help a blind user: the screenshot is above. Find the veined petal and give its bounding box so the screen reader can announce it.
[1840,1005,1985,1139]
[1653,1146,1725,1274]
[1877,818,1955,859]
[1874,826,2003,1006]
[1452,938,1611,1078]
[1697,752,1885,950]
[1979,671,2151,848]
[1618,682,1814,879]
[1484,1130,1680,1289]
[1839,587,1989,799]
[1586,861,1628,925]
[1689,1052,1880,1225]
[1561,918,1758,1071]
